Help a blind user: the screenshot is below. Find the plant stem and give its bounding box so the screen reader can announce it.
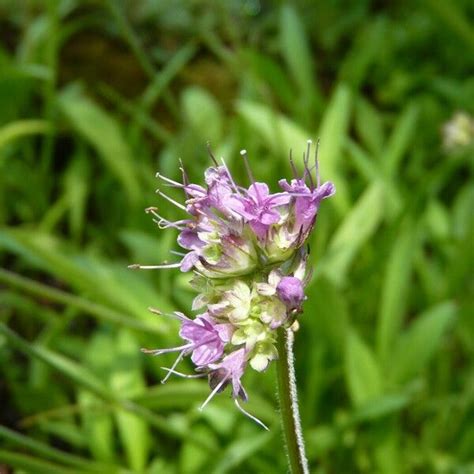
[276,327,309,474]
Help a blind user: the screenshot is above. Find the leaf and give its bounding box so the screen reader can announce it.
[111,330,150,471]
[317,83,352,214]
[279,5,322,117]
[390,301,457,384]
[0,119,51,151]
[305,276,349,354]
[351,393,410,423]
[182,86,223,143]
[236,99,309,160]
[322,183,384,286]
[354,97,384,156]
[338,19,387,90]
[210,431,274,474]
[0,451,83,474]
[345,329,383,406]
[0,323,211,448]
[377,221,417,363]
[0,268,160,334]
[58,87,140,205]
[79,332,117,463]
[0,426,114,473]
[0,229,173,323]
[0,323,113,401]
[384,103,418,176]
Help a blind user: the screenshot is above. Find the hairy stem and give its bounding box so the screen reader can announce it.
[276,327,309,474]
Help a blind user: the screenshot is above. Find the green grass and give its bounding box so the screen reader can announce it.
[1,1,473,473]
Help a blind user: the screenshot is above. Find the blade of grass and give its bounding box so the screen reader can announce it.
[376,221,417,363]
[317,83,352,214]
[0,451,88,474]
[321,183,384,286]
[0,323,217,451]
[345,329,383,407]
[0,119,51,151]
[0,268,161,334]
[58,88,141,205]
[0,426,122,473]
[384,103,418,177]
[390,301,457,384]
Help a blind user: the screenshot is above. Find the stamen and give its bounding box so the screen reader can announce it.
[141,344,191,356]
[234,399,269,430]
[147,307,187,321]
[156,189,187,211]
[145,207,187,230]
[162,350,186,384]
[206,141,219,166]
[314,138,320,188]
[179,159,190,195]
[304,140,314,189]
[128,263,181,270]
[199,372,229,411]
[160,367,206,379]
[305,139,312,166]
[289,149,299,179]
[155,172,183,187]
[220,158,240,193]
[240,149,262,203]
[170,250,186,257]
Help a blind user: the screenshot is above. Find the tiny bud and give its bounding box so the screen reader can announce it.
[290,320,300,332]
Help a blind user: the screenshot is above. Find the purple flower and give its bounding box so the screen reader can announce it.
[206,347,248,402]
[185,166,245,219]
[142,312,227,368]
[278,179,335,235]
[136,141,334,429]
[236,183,290,239]
[276,276,305,311]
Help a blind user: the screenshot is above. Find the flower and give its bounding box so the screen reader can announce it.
[133,141,334,428]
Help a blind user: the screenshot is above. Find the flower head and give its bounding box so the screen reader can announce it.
[134,141,334,428]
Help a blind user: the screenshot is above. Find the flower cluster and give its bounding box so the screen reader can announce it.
[133,141,334,427]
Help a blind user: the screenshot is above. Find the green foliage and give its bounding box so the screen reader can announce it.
[1,1,473,473]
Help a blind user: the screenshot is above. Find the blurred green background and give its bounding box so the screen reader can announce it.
[1,1,473,473]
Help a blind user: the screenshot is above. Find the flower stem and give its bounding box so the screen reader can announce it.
[276,327,309,474]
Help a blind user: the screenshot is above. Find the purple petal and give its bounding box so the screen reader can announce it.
[178,230,204,250]
[180,251,199,272]
[277,277,305,309]
[248,182,270,202]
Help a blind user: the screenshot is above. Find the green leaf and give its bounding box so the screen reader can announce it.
[79,332,117,463]
[322,183,384,286]
[345,329,383,406]
[0,451,85,474]
[317,83,352,214]
[210,430,274,474]
[351,393,410,423]
[384,103,418,176]
[111,330,150,471]
[0,323,113,401]
[0,119,51,151]
[279,5,322,117]
[236,99,309,160]
[58,87,140,205]
[182,86,223,143]
[377,221,417,363]
[305,276,349,354]
[0,426,116,473]
[390,301,457,384]
[0,229,172,323]
[354,97,384,156]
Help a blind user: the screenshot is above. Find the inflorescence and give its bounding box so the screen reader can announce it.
[131,141,335,428]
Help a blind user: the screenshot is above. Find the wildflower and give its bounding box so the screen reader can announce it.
[133,141,334,428]
[442,111,474,151]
